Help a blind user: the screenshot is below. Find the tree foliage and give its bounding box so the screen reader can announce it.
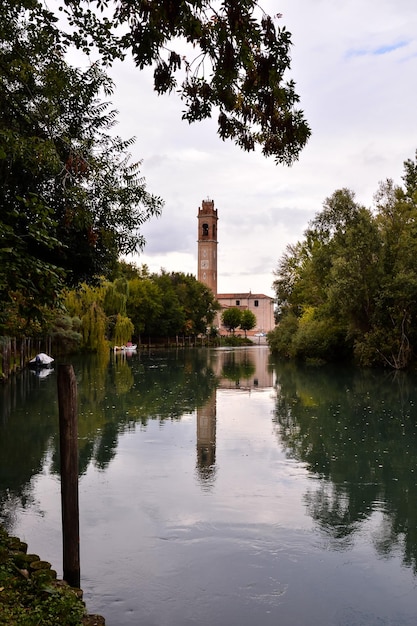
[114,313,134,346]
[61,0,310,164]
[147,270,219,337]
[0,1,163,335]
[126,275,163,337]
[240,309,256,336]
[63,267,220,348]
[269,152,417,369]
[221,307,242,334]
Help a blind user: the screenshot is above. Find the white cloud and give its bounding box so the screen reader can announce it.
[109,0,417,295]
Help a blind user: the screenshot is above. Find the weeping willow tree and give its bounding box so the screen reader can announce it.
[81,302,108,352]
[63,282,108,351]
[64,282,106,318]
[63,280,134,350]
[114,313,134,347]
[103,279,129,317]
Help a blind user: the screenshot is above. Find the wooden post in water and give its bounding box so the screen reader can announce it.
[57,364,80,588]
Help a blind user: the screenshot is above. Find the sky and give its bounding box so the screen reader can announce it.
[99,0,417,296]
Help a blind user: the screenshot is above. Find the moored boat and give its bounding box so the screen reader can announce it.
[29,353,54,367]
[113,344,137,352]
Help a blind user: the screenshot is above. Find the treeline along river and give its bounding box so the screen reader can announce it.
[1,347,417,625]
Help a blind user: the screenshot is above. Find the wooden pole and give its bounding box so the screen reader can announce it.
[57,364,80,588]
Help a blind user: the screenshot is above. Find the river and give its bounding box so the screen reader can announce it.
[1,346,417,625]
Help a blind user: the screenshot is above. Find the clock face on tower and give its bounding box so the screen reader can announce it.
[201,260,209,269]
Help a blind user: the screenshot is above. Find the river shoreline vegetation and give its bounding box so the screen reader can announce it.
[57,265,222,352]
[0,265,222,362]
[0,525,103,625]
[268,151,417,370]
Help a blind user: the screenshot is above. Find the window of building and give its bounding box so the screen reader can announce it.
[202,223,209,237]
[254,300,259,307]
[236,300,240,306]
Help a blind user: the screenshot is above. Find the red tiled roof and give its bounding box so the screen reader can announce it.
[216,293,273,300]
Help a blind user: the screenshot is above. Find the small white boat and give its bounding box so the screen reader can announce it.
[113,344,137,352]
[29,353,54,367]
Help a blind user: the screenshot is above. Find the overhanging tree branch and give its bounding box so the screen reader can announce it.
[62,0,311,164]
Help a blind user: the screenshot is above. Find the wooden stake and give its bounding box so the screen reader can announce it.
[57,364,80,588]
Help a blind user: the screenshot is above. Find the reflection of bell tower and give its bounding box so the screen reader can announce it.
[197,199,218,295]
[196,390,217,486]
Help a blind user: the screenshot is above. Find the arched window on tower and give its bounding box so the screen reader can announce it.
[212,224,216,238]
[202,223,209,237]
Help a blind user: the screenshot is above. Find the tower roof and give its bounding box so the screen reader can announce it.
[198,199,217,216]
[217,293,274,301]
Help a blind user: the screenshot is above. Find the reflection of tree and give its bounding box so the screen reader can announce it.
[94,421,119,469]
[271,358,417,572]
[0,369,59,530]
[51,350,218,472]
[220,350,255,385]
[304,482,375,550]
[0,349,219,529]
[111,359,134,395]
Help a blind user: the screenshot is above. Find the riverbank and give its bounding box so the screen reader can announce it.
[0,524,104,625]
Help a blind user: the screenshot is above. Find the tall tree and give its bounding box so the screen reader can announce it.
[169,272,219,335]
[270,157,417,368]
[126,276,163,338]
[0,1,163,334]
[327,206,382,335]
[148,271,218,337]
[363,165,417,368]
[149,271,186,337]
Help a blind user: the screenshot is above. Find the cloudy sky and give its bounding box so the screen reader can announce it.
[101,0,417,296]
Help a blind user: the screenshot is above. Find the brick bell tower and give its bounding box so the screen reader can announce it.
[197,199,218,295]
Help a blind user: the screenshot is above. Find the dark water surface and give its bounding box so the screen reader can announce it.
[1,347,417,625]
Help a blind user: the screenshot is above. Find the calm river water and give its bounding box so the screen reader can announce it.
[1,347,417,625]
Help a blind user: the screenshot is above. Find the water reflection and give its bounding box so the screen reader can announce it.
[272,359,417,571]
[0,348,273,524]
[196,391,216,486]
[2,350,417,563]
[2,349,417,624]
[0,367,60,527]
[211,346,273,389]
[196,348,274,488]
